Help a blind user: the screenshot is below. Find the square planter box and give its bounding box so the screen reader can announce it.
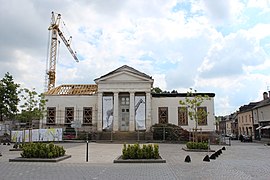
[113,155,166,163]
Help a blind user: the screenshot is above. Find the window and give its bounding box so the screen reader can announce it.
[197,107,207,125]
[158,107,168,124]
[121,97,130,105]
[83,107,92,124]
[47,107,56,124]
[65,107,74,124]
[178,107,188,125]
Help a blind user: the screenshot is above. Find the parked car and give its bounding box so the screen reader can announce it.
[228,134,238,140]
[224,134,237,140]
[242,135,252,142]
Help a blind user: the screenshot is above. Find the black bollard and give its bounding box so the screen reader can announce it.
[215,152,219,157]
[184,155,191,163]
[210,154,216,160]
[86,140,89,162]
[0,152,2,156]
[203,155,210,162]
[219,149,222,154]
[222,146,226,150]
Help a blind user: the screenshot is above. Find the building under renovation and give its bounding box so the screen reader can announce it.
[42,65,215,140]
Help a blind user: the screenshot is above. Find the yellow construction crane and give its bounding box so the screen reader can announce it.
[46,11,79,91]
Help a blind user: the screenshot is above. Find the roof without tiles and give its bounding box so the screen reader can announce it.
[44,84,97,95]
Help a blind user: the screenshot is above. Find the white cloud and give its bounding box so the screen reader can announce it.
[199,30,266,78]
[202,0,244,25]
[1,0,270,116]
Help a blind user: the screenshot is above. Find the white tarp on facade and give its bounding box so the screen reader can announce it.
[262,125,270,129]
[11,128,62,142]
[103,96,114,130]
[135,96,146,130]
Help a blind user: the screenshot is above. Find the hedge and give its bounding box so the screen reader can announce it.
[20,142,66,158]
[186,141,208,150]
[122,143,159,159]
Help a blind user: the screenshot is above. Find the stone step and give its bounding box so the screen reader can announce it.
[98,132,151,141]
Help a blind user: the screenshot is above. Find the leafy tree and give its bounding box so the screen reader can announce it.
[171,90,178,94]
[179,88,210,142]
[0,72,20,121]
[151,87,163,94]
[17,88,47,128]
[162,90,170,94]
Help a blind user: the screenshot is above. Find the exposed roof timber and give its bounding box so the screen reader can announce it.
[44,84,97,95]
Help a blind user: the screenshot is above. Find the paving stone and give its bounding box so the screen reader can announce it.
[0,141,270,179]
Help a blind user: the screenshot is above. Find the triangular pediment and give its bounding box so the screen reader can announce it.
[95,65,153,83]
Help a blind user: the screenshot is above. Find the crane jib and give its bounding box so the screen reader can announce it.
[45,12,79,92]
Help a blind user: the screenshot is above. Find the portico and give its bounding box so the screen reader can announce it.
[94,65,153,132]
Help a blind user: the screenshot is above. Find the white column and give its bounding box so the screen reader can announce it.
[129,92,135,131]
[146,92,152,131]
[97,92,103,131]
[113,92,119,131]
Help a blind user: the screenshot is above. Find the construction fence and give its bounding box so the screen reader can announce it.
[11,128,63,143]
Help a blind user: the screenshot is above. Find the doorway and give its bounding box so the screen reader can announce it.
[119,96,130,131]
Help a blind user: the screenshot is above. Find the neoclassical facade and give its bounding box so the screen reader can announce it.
[42,65,216,136]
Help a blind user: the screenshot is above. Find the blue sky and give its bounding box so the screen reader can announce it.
[0,0,270,116]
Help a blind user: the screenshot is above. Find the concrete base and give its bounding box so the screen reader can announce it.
[9,155,71,163]
[9,148,22,151]
[182,147,215,152]
[113,155,166,163]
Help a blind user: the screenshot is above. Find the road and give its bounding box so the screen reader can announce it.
[0,141,270,180]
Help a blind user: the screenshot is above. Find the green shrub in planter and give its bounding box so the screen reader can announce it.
[122,143,159,159]
[186,141,208,150]
[153,144,159,159]
[20,142,66,158]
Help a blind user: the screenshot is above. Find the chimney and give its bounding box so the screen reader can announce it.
[263,92,268,100]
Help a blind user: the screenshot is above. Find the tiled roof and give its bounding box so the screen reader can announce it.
[253,98,270,109]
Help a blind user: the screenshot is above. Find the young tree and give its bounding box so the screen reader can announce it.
[17,88,47,128]
[179,88,210,142]
[0,72,20,121]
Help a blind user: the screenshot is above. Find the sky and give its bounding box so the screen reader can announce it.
[0,0,270,116]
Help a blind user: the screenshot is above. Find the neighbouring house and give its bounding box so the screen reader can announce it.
[42,65,216,140]
[219,112,238,138]
[219,116,226,135]
[230,112,238,137]
[238,102,258,137]
[252,92,270,139]
[225,115,232,135]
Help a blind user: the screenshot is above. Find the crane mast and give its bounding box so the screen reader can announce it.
[46,12,78,91]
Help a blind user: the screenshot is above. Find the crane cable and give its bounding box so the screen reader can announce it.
[62,19,78,57]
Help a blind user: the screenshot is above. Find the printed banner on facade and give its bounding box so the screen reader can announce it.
[11,128,63,142]
[103,96,114,130]
[135,96,146,130]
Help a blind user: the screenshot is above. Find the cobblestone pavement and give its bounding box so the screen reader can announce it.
[0,141,270,180]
